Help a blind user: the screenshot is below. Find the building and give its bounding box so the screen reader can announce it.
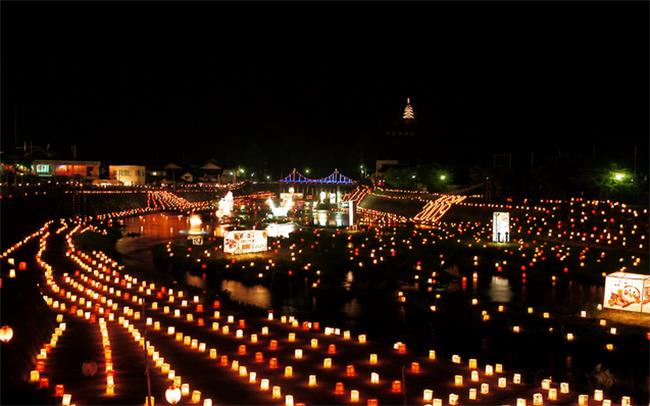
[32,160,100,180]
[381,97,420,165]
[109,165,146,186]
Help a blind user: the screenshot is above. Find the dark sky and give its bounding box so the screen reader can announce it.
[2,1,648,176]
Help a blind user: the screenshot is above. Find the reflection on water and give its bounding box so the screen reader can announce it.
[312,210,349,227]
[343,271,354,291]
[221,280,271,308]
[488,276,513,303]
[343,298,361,318]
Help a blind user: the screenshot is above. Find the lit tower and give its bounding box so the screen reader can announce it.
[402,97,415,123]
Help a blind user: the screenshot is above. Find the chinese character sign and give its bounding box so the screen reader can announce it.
[224,230,268,254]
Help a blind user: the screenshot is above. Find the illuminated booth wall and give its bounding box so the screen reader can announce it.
[224,230,268,254]
[603,272,650,313]
[492,212,510,243]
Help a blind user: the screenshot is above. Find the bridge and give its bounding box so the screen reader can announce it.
[279,169,354,185]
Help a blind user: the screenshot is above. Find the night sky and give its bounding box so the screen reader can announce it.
[2,1,648,176]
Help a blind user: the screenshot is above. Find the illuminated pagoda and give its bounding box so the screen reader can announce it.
[402,97,415,123]
[380,97,420,168]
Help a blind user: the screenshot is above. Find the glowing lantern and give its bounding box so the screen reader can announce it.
[454,375,463,386]
[260,379,269,391]
[578,395,588,406]
[560,382,569,393]
[594,390,603,401]
[471,370,479,382]
[516,399,526,406]
[285,395,294,406]
[191,390,201,403]
[498,378,507,388]
[272,386,281,399]
[294,349,302,359]
[369,354,377,365]
[371,373,379,384]
[55,384,65,397]
[513,373,521,384]
[181,384,190,396]
[323,358,332,368]
[346,365,355,377]
[0,325,14,343]
[411,362,420,373]
[62,394,72,406]
[335,382,345,395]
[165,386,181,404]
[481,383,489,395]
[284,366,293,378]
[328,344,336,354]
[308,375,317,387]
[423,389,433,401]
[391,380,401,393]
[533,393,543,405]
[30,370,40,382]
[350,390,359,403]
[469,388,477,400]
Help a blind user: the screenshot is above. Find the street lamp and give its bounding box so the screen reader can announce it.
[440,174,447,181]
[304,168,311,175]
[612,172,626,182]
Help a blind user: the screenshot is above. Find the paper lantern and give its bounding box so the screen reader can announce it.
[29,370,40,382]
[428,350,436,360]
[578,394,588,406]
[367,399,378,406]
[335,382,345,395]
[350,390,359,403]
[272,386,281,399]
[181,383,190,396]
[560,382,569,393]
[369,354,377,365]
[533,393,543,405]
[469,388,477,400]
[594,390,603,401]
[203,399,212,406]
[294,349,302,359]
[285,395,294,406]
[454,375,463,386]
[0,325,14,343]
[513,373,521,384]
[323,358,332,368]
[62,394,72,406]
[165,386,181,405]
[548,388,557,400]
[328,344,336,354]
[371,372,379,384]
[541,379,551,390]
[260,379,270,391]
[471,370,479,382]
[516,399,526,406]
[480,383,489,394]
[448,393,459,405]
[308,375,317,387]
[498,377,506,388]
[55,384,65,397]
[284,366,293,378]
[249,372,256,383]
[191,390,201,403]
[343,365,354,377]
[391,380,401,393]
[423,389,433,401]
[269,358,278,369]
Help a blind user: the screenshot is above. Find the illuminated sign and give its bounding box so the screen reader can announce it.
[224,230,268,254]
[35,164,51,175]
[603,272,650,313]
[492,212,510,243]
